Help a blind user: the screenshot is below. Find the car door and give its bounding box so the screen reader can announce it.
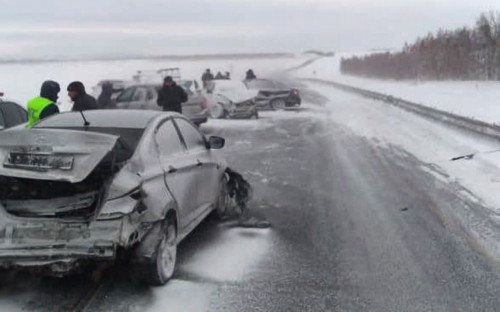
[173,117,220,217]
[155,118,199,231]
[115,87,136,109]
[128,87,148,109]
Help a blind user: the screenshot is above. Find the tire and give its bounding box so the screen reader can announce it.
[214,175,231,220]
[136,220,177,286]
[210,103,226,119]
[270,98,286,110]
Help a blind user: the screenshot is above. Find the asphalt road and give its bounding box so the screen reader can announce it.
[1,85,500,311]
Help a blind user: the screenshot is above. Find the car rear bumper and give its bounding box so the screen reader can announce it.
[228,105,256,118]
[0,213,125,273]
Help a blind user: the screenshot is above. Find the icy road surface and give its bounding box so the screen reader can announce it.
[1,85,500,311]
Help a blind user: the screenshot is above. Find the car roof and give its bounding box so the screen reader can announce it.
[35,109,176,129]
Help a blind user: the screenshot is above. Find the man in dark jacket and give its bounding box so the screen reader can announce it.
[97,82,115,109]
[201,69,214,89]
[157,76,188,114]
[67,81,98,111]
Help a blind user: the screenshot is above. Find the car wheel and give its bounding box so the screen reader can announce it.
[271,98,286,110]
[138,220,177,286]
[214,175,231,219]
[210,103,226,119]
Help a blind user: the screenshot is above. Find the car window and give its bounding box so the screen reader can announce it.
[133,87,146,101]
[1,102,27,127]
[155,119,186,157]
[174,118,206,152]
[0,109,5,129]
[116,87,136,102]
[146,88,156,101]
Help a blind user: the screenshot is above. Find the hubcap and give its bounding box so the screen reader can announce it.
[273,99,286,109]
[218,178,231,216]
[159,224,176,279]
[210,104,223,118]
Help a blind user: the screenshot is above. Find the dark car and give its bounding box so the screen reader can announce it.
[0,100,28,130]
[0,110,228,285]
[114,80,209,126]
[244,79,301,110]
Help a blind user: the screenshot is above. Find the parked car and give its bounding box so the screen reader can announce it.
[244,79,301,110]
[205,80,258,119]
[114,80,209,126]
[91,79,129,100]
[0,100,28,130]
[0,110,229,285]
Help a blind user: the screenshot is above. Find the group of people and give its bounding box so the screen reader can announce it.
[26,80,99,127]
[201,69,231,88]
[26,67,259,127]
[200,68,256,89]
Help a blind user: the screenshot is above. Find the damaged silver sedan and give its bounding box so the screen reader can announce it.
[0,110,228,285]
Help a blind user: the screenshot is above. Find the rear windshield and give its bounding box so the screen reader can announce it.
[35,126,144,156]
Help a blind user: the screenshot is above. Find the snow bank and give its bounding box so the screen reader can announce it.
[296,55,500,124]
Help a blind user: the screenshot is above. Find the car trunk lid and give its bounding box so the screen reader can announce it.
[0,129,119,183]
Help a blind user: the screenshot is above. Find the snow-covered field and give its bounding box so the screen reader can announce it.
[296,55,500,125]
[0,55,306,111]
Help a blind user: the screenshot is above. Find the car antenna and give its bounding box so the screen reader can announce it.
[79,110,90,128]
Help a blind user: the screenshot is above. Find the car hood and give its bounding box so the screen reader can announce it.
[216,89,258,103]
[0,128,119,183]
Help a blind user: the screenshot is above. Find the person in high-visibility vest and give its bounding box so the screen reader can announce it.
[26,80,60,127]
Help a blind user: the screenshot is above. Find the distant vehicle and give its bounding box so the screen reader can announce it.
[0,99,28,130]
[114,79,209,126]
[91,80,129,100]
[205,80,258,119]
[244,79,301,110]
[0,110,228,285]
[132,68,181,84]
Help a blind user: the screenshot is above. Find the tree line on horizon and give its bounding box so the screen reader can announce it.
[340,12,500,80]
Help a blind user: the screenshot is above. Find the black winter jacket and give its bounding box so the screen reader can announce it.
[71,94,98,111]
[157,83,188,113]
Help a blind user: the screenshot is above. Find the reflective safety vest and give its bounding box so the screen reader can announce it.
[26,96,54,127]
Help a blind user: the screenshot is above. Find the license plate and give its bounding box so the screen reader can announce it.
[4,153,74,171]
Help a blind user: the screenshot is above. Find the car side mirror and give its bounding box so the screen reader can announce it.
[208,136,225,149]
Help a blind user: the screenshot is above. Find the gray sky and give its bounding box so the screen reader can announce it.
[0,0,499,60]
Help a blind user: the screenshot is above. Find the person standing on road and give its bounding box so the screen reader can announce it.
[215,71,224,79]
[245,69,257,80]
[97,82,115,109]
[201,69,214,89]
[67,81,98,111]
[157,76,188,114]
[26,80,61,127]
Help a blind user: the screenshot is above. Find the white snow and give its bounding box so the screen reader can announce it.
[296,55,500,125]
[307,82,500,212]
[180,227,271,282]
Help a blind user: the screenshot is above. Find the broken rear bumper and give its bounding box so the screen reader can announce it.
[0,213,125,273]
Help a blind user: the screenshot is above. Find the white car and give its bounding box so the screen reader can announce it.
[205,80,258,119]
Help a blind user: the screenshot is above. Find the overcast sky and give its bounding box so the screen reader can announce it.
[0,0,499,60]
